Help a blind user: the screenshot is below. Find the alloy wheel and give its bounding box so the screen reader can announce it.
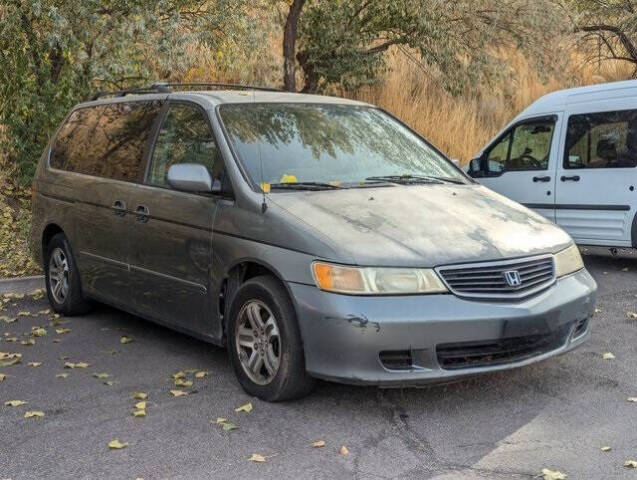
[48,247,70,304]
[235,300,281,385]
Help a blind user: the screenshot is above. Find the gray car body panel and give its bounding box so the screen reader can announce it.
[29,89,597,385]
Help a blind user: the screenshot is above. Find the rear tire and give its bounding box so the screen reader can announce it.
[44,233,91,316]
[227,275,314,401]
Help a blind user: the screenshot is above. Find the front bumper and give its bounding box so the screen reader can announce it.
[289,268,597,386]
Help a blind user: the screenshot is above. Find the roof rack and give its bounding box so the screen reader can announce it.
[90,82,282,101]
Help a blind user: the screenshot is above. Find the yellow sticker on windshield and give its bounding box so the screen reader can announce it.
[329,181,342,186]
[280,174,298,183]
[260,182,271,193]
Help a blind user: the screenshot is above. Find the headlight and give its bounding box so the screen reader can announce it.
[554,244,584,277]
[312,262,448,295]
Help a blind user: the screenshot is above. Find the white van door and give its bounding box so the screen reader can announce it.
[556,103,637,247]
[468,115,561,222]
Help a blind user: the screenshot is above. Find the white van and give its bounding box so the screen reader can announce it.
[468,80,637,249]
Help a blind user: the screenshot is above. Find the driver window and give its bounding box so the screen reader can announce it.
[485,119,555,175]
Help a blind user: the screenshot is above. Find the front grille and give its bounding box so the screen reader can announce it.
[436,325,570,370]
[436,255,555,299]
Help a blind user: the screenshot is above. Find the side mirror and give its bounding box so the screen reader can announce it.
[167,163,221,193]
[467,157,483,177]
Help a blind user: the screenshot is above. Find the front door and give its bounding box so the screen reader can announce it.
[130,102,222,333]
[555,104,637,246]
[471,115,560,222]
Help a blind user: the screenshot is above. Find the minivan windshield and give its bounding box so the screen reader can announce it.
[218,103,466,189]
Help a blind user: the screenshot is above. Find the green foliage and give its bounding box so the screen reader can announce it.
[297,0,562,93]
[0,0,252,185]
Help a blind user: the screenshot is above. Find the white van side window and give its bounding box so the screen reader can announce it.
[565,109,637,169]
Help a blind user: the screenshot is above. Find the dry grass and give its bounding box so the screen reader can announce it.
[347,49,634,163]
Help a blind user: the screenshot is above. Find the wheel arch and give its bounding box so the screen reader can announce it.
[219,258,297,343]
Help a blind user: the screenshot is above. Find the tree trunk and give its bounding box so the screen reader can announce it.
[282,0,306,92]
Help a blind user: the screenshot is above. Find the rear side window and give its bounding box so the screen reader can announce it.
[51,101,162,181]
[565,109,637,169]
[147,103,222,187]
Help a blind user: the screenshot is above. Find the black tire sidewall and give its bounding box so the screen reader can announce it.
[227,276,312,401]
[44,233,89,315]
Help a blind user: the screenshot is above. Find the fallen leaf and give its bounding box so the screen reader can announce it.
[594,308,601,315]
[120,336,134,344]
[104,381,114,386]
[108,439,128,450]
[65,362,90,369]
[170,389,188,397]
[0,358,21,367]
[625,460,637,468]
[216,417,228,424]
[24,410,44,418]
[55,328,71,334]
[541,469,567,480]
[5,400,27,407]
[17,311,30,317]
[38,309,51,315]
[171,371,186,380]
[92,373,110,379]
[5,336,18,343]
[1,315,17,323]
[27,362,42,367]
[194,370,208,378]
[134,401,147,410]
[132,409,146,417]
[235,402,253,413]
[311,440,326,448]
[601,446,612,452]
[132,392,147,400]
[249,453,266,462]
[602,352,615,360]
[622,267,629,272]
[628,312,637,319]
[627,397,637,403]
[222,422,238,431]
[20,339,35,346]
[56,373,69,379]
[174,378,193,387]
[339,446,350,455]
[0,373,6,382]
[31,327,46,337]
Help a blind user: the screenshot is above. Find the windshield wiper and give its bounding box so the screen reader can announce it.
[365,174,443,185]
[269,181,343,191]
[365,174,465,185]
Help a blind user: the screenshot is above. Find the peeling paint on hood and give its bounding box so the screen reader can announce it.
[270,184,572,267]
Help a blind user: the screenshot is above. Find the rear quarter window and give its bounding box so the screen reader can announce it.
[51,101,162,181]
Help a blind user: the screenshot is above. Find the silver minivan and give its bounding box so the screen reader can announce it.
[30,84,597,401]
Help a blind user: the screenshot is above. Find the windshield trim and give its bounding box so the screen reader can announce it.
[214,101,472,193]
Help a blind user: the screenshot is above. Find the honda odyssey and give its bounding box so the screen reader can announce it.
[29,84,597,401]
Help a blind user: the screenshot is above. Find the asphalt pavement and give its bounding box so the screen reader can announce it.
[1,248,637,479]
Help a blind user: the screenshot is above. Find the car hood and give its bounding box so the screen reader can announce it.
[269,184,572,267]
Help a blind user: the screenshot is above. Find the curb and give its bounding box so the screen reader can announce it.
[0,275,45,295]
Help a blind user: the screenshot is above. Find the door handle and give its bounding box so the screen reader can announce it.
[135,205,150,223]
[533,176,551,182]
[112,200,127,216]
[560,175,580,182]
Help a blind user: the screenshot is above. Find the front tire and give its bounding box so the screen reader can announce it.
[227,275,314,401]
[44,233,91,316]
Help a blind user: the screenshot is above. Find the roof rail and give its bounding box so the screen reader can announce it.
[89,82,283,101]
[90,85,171,101]
[149,82,283,93]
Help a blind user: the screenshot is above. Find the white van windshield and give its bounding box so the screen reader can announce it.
[219,103,466,189]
